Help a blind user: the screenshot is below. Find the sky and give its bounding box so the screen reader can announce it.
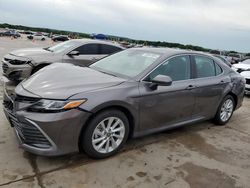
[0,0,250,52]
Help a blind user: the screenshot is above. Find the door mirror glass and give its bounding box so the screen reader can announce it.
[151,75,172,86]
[68,51,80,56]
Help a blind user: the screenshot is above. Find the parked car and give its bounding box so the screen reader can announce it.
[232,59,250,94]
[52,35,69,42]
[213,55,231,67]
[3,48,245,158]
[0,30,21,38]
[227,53,242,64]
[27,33,46,41]
[2,39,124,81]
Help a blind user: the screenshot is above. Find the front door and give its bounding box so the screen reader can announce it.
[63,43,106,66]
[138,55,196,131]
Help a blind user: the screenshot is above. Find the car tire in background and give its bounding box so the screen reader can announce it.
[214,95,235,125]
[82,109,129,159]
[41,38,45,41]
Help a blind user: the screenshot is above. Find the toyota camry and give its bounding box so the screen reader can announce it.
[3,48,245,158]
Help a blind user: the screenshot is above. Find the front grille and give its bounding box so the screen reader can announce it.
[15,95,40,103]
[9,116,51,149]
[246,88,250,91]
[2,63,8,73]
[246,79,250,85]
[3,100,14,112]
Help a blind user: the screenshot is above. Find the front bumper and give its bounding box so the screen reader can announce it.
[245,84,250,95]
[3,84,92,156]
[2,58,33,81]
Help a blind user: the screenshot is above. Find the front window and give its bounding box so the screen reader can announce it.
[90,49,161,78]
[47,40,80,53]
[145,55,191,82]
[74,44,99,55]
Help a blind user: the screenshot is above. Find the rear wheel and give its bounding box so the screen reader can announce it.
[214,95,235,125]
[82,109,129,159]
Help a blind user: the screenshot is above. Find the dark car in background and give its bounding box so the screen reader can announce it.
[52,35,69,42]
[2,39,124,81]
[3,48,245,158]
[0,30,21,38]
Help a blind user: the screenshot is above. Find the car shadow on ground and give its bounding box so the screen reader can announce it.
[28,120,213,175]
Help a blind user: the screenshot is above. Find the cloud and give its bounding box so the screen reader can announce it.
[0,0,250,52]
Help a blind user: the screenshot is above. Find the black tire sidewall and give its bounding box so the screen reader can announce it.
[215,95,235,125]
[82,109,129,159]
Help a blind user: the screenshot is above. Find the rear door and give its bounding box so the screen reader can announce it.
[191,55,229,119]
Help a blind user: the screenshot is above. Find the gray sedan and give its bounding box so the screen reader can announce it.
[3,48,245,158]
[2,39,124,81]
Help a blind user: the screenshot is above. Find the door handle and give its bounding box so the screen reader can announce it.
[186,85,196,90]
[220,80,225,83]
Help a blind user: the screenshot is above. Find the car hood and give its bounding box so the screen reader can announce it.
[240,71,250,79]
[17,63,126,99]
[9,48,53,60]
[233,63,250,70]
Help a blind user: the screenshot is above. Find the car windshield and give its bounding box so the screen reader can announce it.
[90,49,161,78]
[47,40,80,53]
[241,59,250,64]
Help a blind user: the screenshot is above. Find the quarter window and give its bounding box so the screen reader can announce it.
[146,55,191,81]
[215,63,223,75]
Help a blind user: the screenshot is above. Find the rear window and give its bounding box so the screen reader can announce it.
[194,56,222,78]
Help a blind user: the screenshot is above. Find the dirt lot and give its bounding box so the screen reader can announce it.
[0,37,250,188]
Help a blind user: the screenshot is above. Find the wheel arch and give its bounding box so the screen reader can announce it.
[226,91,238,110]
[78,104,137,151]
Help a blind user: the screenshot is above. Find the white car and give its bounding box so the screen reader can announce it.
[232,59,250,94]
[27,33,46,41]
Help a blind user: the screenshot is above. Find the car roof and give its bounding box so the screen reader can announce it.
[70,39,125,49]
[130,47,213,58]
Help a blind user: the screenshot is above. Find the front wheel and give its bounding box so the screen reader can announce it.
[214,95,235,125]
[82,109,129,159]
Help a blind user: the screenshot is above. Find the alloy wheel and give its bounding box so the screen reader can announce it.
[220,99,234,122]
[92,117,125,154]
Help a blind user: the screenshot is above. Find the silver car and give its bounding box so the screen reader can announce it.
[3,48,245,158]
[2,39,124,81]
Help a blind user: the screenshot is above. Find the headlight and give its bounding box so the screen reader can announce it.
[9,59,31,65]
[28,99,87,112]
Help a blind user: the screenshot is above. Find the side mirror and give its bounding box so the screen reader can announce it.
[68,51,80,56]
[149,75,172,89]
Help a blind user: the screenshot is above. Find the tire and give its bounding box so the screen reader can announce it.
[82,109,129,159]
[214,95,235,125]
[41,38,45,41]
